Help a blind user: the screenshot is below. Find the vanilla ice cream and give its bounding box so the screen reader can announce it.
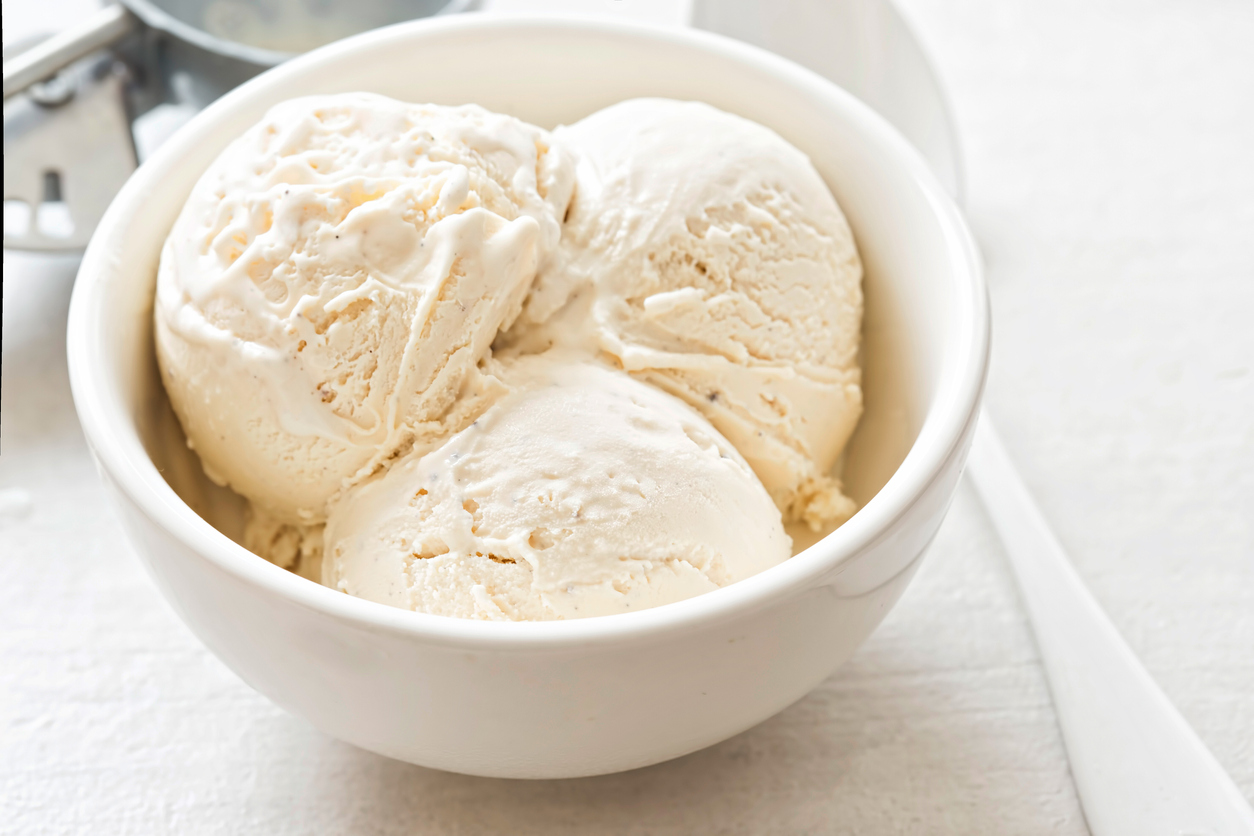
[518,99,863,530]
[155,93,575,525]
[157,93,861,622]
[322,356,791,620]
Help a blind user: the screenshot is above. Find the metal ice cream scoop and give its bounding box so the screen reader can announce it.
[2,0,466,250]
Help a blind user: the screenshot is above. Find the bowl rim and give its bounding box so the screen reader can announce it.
[67,13,989,651]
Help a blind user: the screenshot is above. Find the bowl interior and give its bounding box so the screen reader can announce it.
[98,18,965,568]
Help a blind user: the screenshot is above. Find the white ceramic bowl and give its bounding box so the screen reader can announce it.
[67,15,988,779]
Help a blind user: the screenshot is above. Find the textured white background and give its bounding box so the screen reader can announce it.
[2,0,1252,833]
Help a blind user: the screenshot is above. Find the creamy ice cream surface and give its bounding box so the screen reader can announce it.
[156,93,864,621]
[155,93,575,525]
[517,98,863,530]
[323,356,791,620]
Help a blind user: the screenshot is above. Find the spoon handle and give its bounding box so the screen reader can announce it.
[966,413,1254,835]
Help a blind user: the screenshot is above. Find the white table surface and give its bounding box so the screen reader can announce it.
[3,0,1251,832]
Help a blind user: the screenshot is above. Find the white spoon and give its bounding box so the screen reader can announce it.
[967,413,1254,835]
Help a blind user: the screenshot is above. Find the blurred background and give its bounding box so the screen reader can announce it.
[3,0,1251,832]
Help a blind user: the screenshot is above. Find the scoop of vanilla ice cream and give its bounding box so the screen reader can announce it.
[322,356,791,620]
[520,98,863,530]
[155,93,575,524]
